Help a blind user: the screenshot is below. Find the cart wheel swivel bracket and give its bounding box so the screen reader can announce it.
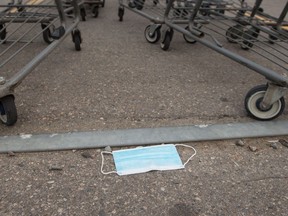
[261,83,287,110]
[51,26,65,40]
[149,24,161,37]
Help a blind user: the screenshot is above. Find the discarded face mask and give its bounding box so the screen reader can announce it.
[101,144,196,176]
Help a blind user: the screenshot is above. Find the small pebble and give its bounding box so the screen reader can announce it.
[220,97,229,102]
[17,163,25,167]
[49,165,63,171]
[98,210,106,216]
[248,146,257,152]
[81,152,94,159]
[7,151,16,157]
[104,146,112,152]
[270,143,278,149]
[279,139,288,148]
[235,140,245,147]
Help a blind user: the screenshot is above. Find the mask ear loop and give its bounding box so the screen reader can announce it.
[101,151,117,175]
[175,144,197,166]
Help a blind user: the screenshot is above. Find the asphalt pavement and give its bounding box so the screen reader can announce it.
[0,0,288,215]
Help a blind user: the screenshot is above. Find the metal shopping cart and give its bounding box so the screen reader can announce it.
[63,0,105,20]
[118,0,288,121]
[118,0,167,43]
[82,0,105,18]
[0,0,82,126]
[117,0,240,44]
[163,0,288,120]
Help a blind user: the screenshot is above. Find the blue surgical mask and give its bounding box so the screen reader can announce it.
[101,144,197,176]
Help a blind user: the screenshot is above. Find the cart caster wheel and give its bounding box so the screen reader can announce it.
[92,6,99,18]
[41,24,55,44]
[118,7,124,21]
[0,95,17,126]
[268,34,278,44]
[0,24,7,42]
[101,0,105,7]
[200,3,210,16]
[183,26,197,44]
[160,29,173,51]
[241,28,259,50]
[241,36,253,50]
[257,7,264,13]
[144,25,161,43]
[245,84,285,121]
[225,25,242,43]
[72,29,82,51]
[215,5,225,15]
[80,7,86,21]
[135,0,145,10]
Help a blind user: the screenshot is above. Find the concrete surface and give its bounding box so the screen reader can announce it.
[0,0,288,215]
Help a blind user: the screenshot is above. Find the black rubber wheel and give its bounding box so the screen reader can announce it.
[268,27,278,44]
[183,26,197,44]
[200,4,210,16]
[258,7,264,13]
[0,24,7,41]
[135,0,145,10]
[118,7,124,21]
[144,25,161,43]
[245,84,285,121]
[101,0,105,7]
[225,26,242,43]
[241,31,253,50]
[0,95,17,126]
[92,6,99,18]
[241,28,259,50]
[215,5,225,15]
[80,8,86,21]
[72,30,82,51]
[160,32,171,51]
[41,24,55,44]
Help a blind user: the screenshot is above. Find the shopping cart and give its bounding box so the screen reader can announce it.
[64,0,105,20]
[119,0,288,121]
[82,0,105,18]
[163,0,288,120]
[117,0,241,44]
[0,0,83,126]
